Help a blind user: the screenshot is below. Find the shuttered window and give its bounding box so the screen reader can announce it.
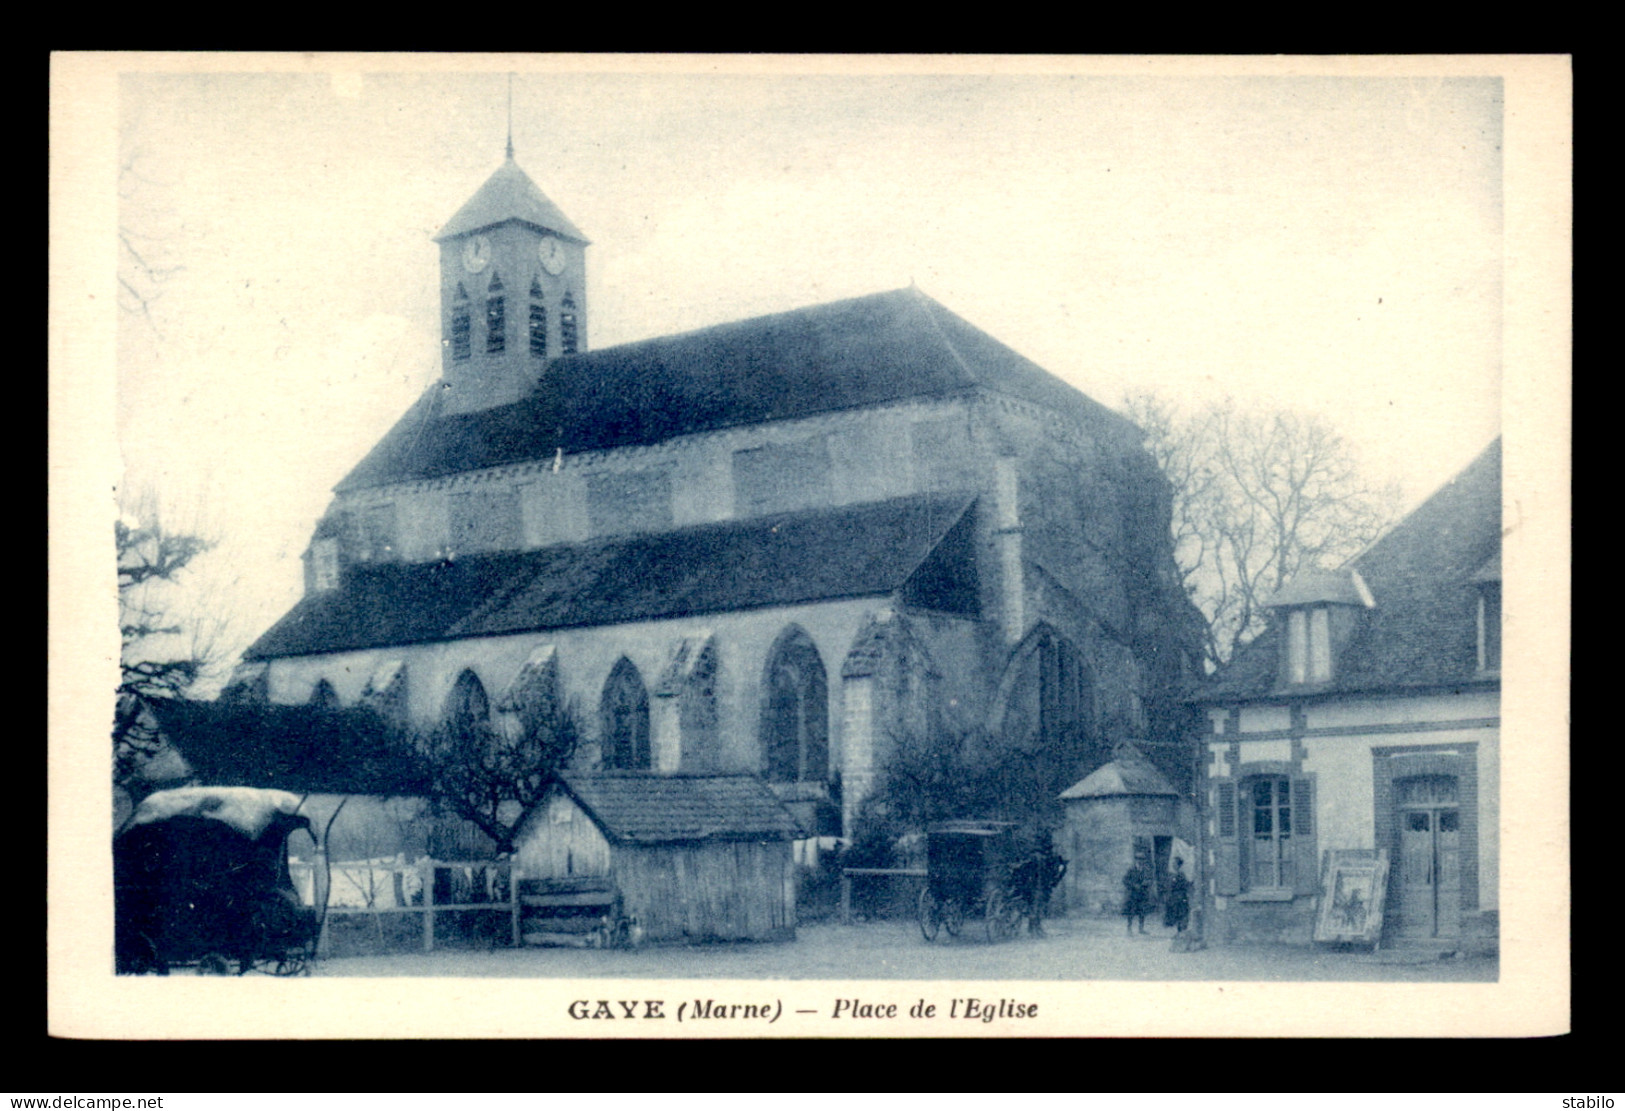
[1213,780,1240,895]
[1216,781,1237,838]
[1213,772,1317,897]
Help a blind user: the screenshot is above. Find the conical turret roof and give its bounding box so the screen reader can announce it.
[434,155,588,244]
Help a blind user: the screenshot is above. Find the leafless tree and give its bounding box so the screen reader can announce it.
[1123,393,1400,670]
[113,493,236,790]
[411,702,582,856]
[118,147,189,336]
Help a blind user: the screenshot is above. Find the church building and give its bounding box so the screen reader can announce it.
[235,149,1203,844]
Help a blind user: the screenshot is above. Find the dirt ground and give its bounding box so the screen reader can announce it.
[310,914,1497,982]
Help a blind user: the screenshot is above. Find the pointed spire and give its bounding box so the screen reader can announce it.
[505,73,515,160]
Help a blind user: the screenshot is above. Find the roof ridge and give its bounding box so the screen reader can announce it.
[902,285,979,384]
[550,286,923,359]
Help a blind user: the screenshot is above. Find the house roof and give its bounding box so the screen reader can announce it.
[1265,568,1374,608]
[336,288,1134,492]
[1194,438,1502,702]
[245,492,975,660]
[555,772,803,843]
[434,155,588,243]
[144,697,430,796]
[1059,751,1179,799]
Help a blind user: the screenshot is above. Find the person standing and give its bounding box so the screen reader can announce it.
[1164,857,1192,934]
[1025,836,1068,936]
[1122,856,1152,935]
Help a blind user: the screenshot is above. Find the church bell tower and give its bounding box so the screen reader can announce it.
[433,148,589,416]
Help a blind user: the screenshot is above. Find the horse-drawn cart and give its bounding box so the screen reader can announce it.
[916,821,1029,943]
[115,787,319,975]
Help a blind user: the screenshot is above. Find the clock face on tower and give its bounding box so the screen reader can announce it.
[461,235,492,273]
[538,235,566,276]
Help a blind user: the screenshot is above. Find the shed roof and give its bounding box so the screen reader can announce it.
[246,492,974,660]
[555,773,803,844]
[434,155,588,243]
[144,697,430,796]
[1059,756,1179,799]
[336,288,1134,492]
[1194,437,1502,701]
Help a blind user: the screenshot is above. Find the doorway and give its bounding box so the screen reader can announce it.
[1395,776,1462,939]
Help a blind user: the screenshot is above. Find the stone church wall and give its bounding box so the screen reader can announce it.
[264,596,994,803]
[324,396,978,567]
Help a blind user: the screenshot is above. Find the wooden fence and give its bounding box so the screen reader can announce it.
[291,856,519,954]
[840,867,927,925]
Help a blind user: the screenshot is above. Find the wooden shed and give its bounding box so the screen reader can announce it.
[512,772,802,945]
[1057,744,1196,917]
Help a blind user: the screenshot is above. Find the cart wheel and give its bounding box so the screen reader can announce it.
[1001,894,1027,941]
[273,955,309,977]
[197,952,232,976]
[985,891,1010,943]
[917,888,941,942]
[942,899,964,938]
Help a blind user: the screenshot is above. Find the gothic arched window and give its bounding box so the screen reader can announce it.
[600,657,650,770]
[445,669,490,739]
[1035,628,1089,746]
[680,637,720,771]
[762,626,829,784]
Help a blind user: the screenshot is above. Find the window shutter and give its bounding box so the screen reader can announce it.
[1213,780,1241,896]
[1292,776,1319,895]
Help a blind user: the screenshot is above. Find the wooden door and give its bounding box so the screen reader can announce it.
[1395,776,1461,940]
[1435,808,1462,937]
[1398,810,1437,936]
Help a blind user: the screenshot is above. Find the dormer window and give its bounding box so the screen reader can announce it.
[1270,568,1372,687]
[1287,606,1332,684]
[560,293,579,355]
[311,537,339,592]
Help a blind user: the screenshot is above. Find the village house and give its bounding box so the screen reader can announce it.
[1190,439,1501,953]
[229,146,1204,889]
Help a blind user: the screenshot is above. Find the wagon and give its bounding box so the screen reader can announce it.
[916,820,1028,943]
[115,786,320,975]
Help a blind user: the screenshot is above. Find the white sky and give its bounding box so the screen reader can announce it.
[111,62,1505,683]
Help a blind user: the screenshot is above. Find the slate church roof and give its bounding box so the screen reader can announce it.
[337,288,1133,492]
[552,772,803,844]
[1195,438,1502,701]
[246,492,977,660]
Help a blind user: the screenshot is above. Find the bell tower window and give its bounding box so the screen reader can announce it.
[449,282,471,362]
[486,271,506,355]
[560,292,579,355]
[529,277,547,358]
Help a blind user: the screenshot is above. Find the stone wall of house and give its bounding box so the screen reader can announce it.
[1202,688,1499,947]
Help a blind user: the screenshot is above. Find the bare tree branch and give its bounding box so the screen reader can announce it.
[1125,393,1401,670]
